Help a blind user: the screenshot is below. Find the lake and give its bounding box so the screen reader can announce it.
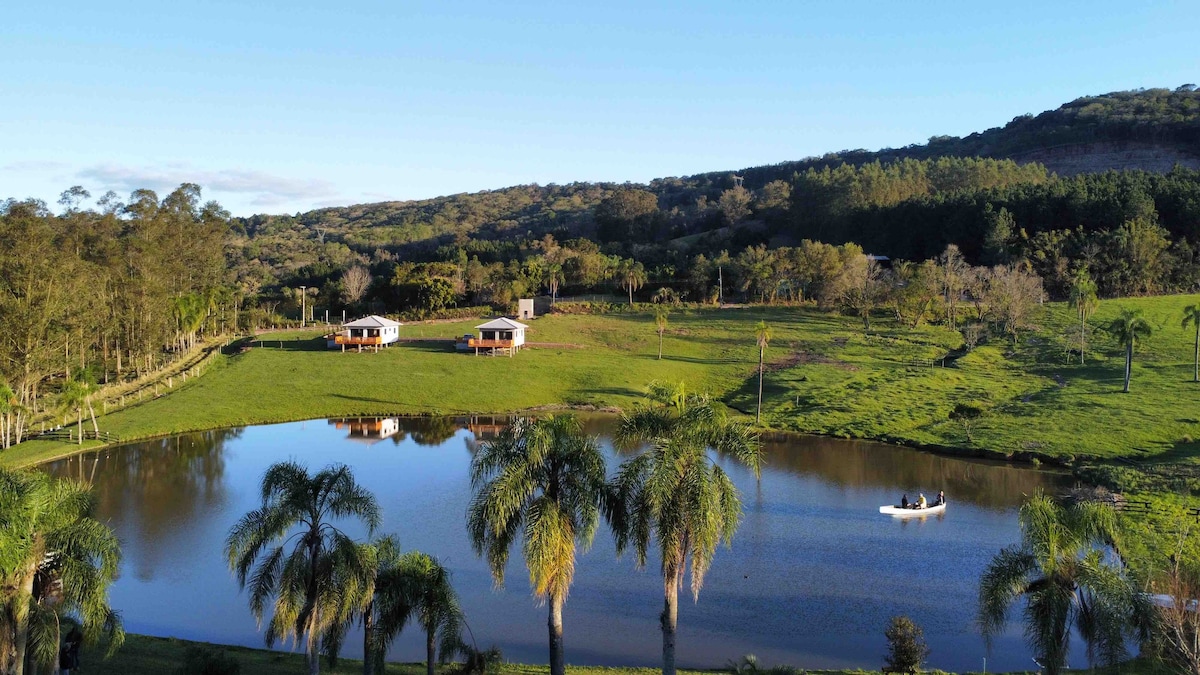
[42,416,1075,672]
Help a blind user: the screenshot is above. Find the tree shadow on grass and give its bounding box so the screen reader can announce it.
[330,393,400,406]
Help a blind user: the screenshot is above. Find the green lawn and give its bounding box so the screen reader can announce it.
[6,296,1200,470]
[78,634,727,675]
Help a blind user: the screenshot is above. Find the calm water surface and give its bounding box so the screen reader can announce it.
[43,417,1075,671]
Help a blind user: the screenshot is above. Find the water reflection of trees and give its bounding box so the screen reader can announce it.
[756,435,1070,510]
[42,428,241,580]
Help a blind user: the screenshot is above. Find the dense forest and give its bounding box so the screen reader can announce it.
[5,87,1200,444]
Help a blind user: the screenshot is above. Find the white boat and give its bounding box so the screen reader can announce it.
[879,503,946,517]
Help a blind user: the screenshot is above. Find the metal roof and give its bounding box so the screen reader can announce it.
[343,315,402,328]
[476,318,529,330]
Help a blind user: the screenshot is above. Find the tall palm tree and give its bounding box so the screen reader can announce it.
[546,263,563,305]
[0,469,124,675]
[755,321,771,425]
[226,462,381,675]
[1107,309,1153,393]
[0,381,16,449]
[611,393,762,675]
[389,552,465,675]
[58,377,98,445]
[1182,304,1200,383]
[619,260,648,305]
[318,535,398,675]
[467,415,607,675]
[1068,269,1099,365]
[654,307,669,360]
[978,492,1151,675]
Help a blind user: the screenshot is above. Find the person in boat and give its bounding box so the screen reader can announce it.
[916,493,927,509]
[900,494,909,509]
[935,490,945,506]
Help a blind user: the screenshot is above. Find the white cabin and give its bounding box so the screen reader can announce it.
[468,317,528,356]
[329,315,402,351]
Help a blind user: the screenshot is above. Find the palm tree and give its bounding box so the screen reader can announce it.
[1182,304,1200,382]
[0,381,16,449]
[978,492,1151,675]
[392,552,465,675]
[467,415,607,675]
[322,535,398,675]
[225,462,381,675]
[1068,269,1099,365]
[58,377,98,445]
[0,469,124,675]
[654,307,669,360]
[1107,309,1153,393]
[546,263,563,305]
[619,260,648,305]
[611,393,762,675]
[755,321,771,425]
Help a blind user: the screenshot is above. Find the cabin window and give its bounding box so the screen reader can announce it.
[482,331,496,340]
[500,331,513,341]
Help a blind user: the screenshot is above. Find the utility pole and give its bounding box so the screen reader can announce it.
[299,286,307,328]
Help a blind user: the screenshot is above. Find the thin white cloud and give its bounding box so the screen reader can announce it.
[2,160,68,172]
[76,163,339,206]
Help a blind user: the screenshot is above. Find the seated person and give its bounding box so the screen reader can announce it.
[935,490,945,506]
[901,494,909,509]
[917,493,927,509]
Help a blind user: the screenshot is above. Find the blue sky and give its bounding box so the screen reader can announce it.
[2,1,1196,216]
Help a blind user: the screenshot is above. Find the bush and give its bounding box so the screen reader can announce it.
[448,645,504,675]
[177,645,240,675]
[884,615,930,674]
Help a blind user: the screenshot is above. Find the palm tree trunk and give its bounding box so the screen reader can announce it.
[77,409,83,445]
[1124,342,1132,393]
[756,347,764,424]
[628,285,633,305]
[89,400,100,436]
[548,593,565,675]
[661,577,678,675]
[658,330,663,360]
[363,603,374,675]
[13,570,35,675]
[306,606,321,675]
[427,627,437,675]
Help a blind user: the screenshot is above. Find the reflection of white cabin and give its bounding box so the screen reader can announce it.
[467,318,528,356]
[328,315,402,352]
[329,417,401,445]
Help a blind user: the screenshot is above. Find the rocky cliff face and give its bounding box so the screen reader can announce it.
[1006,141,1200,176]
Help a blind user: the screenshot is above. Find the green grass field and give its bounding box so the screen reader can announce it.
[78,634,726,675]
[6,295,1200,470]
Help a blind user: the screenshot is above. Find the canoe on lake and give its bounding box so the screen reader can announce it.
[879,503,946,517]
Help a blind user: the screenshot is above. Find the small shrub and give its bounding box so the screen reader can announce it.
[449,645,504,675]
[884,615,930,674]
[177,645,241,675]
[949,402,984,442]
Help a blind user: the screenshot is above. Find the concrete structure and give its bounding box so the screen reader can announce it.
[518,298,535,320]
[328,315,402,352]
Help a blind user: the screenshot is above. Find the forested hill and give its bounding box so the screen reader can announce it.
[238,86,1200,255]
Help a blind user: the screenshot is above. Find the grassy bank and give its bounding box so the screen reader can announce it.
[78,634,724,675]
[6,296,1200,469]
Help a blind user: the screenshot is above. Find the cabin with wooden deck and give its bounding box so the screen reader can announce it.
[327,315,402,352]
[456,317,528,356]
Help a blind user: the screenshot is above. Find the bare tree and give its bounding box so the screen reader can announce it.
[1150,524,1200,675]
[938,245,969,330]
[342,265,372,306]
[985,265,1043,343]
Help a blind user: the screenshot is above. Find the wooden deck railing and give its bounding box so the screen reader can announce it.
[468,339,514,349]
[335,335,383,346]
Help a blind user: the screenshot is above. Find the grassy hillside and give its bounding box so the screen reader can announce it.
[7,295,1200,470]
